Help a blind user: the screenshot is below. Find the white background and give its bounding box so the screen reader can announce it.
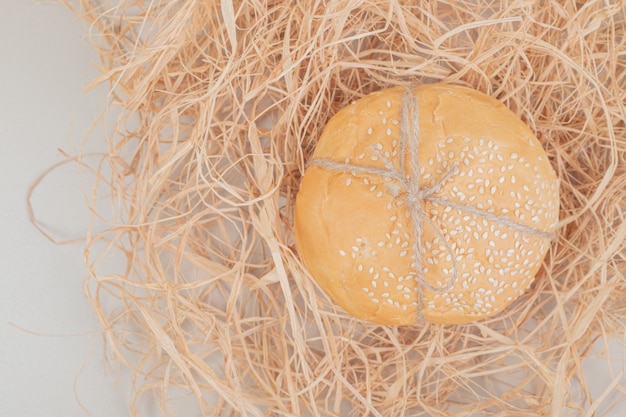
[0,1,624,417]
[0,1,129,416]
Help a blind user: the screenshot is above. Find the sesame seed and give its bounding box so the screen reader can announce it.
[339,250,346,256]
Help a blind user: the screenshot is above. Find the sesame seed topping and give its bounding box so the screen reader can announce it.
[302,100,559,323]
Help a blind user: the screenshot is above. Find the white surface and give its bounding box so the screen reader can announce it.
[0,2,129,417]
[0,2,624,417]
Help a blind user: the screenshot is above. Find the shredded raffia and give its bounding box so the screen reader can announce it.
[43,0,626,415]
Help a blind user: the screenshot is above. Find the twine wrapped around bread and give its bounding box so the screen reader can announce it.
[308,86,558,311]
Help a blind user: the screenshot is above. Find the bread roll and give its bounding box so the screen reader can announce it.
[294,84,559,325]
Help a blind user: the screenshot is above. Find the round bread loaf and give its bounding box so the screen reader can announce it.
[294,84,559,325]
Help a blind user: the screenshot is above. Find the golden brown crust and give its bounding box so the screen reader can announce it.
[294,84,559,325]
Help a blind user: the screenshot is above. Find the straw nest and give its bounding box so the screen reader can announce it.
[55,0,626,415]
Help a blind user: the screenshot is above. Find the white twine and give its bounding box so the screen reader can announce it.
[308,86,557,299]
